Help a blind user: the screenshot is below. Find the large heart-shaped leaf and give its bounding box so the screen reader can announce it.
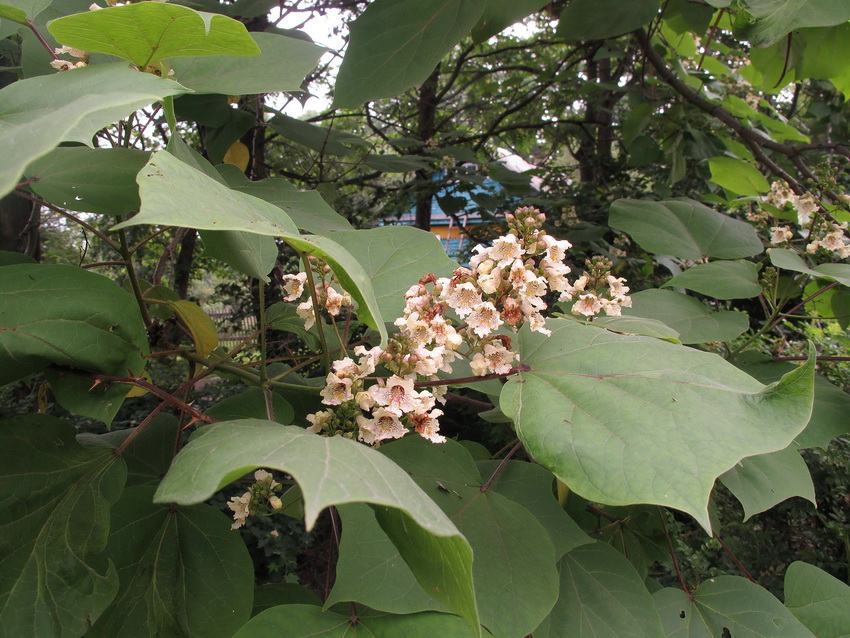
[382,436,560,638]
[719,444,816,519]
[169,31,325,95]
[784,561,850,638]
[153,420,478,634]
[708,156,770,195]
[623,289,750,344]
[270,113,369,157]
[114,150,386,343]
[333,0,484,108]
[87,487,254,638]
[609,198,763,259]
[0,263,148,385]
[534,541,665,638]
[499,319,815,530]
[654,577,815,637]
[48,2,259,67]
[0,62,186,198]
[0,416,125,637]
[471,0,550,42]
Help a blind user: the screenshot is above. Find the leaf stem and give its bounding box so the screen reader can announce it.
[414,364,530,388]
[479,441,523,493]
[91,373,216,424]
[14,191,121,252]
[27,20,58,59]
[657,507,693,600]
[257,281,276,422]
[714,534,757,583]
[118,228,153,329]
[301,253,331,373]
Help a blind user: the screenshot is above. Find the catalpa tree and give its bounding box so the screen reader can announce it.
[1,0,850,636]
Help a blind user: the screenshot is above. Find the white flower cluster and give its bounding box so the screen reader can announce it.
[280,258,352,330]
[49,46,89,72]
[763,181,850,259]
[226,469,283,530]
[303,206,631,446]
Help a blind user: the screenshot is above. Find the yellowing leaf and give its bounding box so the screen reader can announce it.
[166,300,218,359]
[222,140,249,171]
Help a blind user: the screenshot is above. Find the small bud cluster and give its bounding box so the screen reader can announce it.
[302,207,632,446]
[226,469,283,530]
[281,256,352,330]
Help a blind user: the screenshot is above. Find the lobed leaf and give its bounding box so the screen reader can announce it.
[500,319,815,531]
[48,2,260,67]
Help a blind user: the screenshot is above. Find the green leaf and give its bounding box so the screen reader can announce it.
[0,250,36,266]
[77,414,180,487]
[204,387,294,424]
[731,352,850,449]
[382,436,559,638]
[87,486,254,638]
[169,31,325,95]
[744,0,850,46]
[114,150,386,343]
[234,604,476,637]
[558,0,660,41]
[153,419,466,542]
[663,261,763,299]
[0,263,148,385]
[609,198,764,259]
[270,114,369,156]
[475,458,591,559]
[769,248,850,287]
[0,415,125,637]
[719,444,816,519]
[499,320,815,530]
[45,368,135,426]
[0,63,186,199]
[708,156,770,195]
[154,420,479,635]
[326,226,459,321]
[784,561,850,638]
[0,0,49,22]
[333,0,484,108]
[24,146,149,215]
[253,583,322,615]
[589,315,682,341]
[363,154,434,172]
[654,576,816,637]
[48,2,260,68]
[218,165,354,234]
[471,0,550,42]
[326,503,447,614]
[200,228,278,282]
[623,289,750,344]
[534,541,665,638]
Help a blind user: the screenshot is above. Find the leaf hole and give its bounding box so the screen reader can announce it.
[679,610,685,619]
[721,628,731,638]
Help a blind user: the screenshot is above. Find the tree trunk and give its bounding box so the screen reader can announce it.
[414,66,441,231]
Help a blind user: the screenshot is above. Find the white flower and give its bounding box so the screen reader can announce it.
[467,301,503,337]
[822,230,846,253]
[306,410,332,434]
[296,299,315,329]
[491,234,524,267]
[795,193,819,227]
[484,342,516,374]
[445,282,482,318]
[541,234,572,262]
[227,492,252,530]
[369,375,419,415]
[470,352,489,376]
[282,272,307,301]
[359,407,407,442]
[254,469,280,489]
[325,286,347,316]
[770,226,793,245]
[606,275,630,301]
[320,372,353,405]
[573,293,602,317]
[411,409,446,444]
